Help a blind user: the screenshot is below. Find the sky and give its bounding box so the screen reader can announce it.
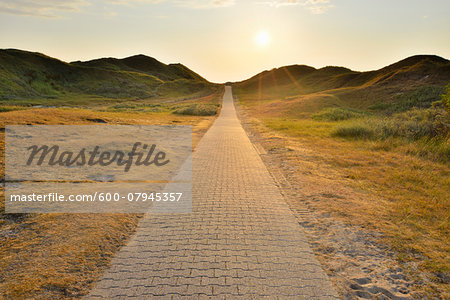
[1,0,449,83]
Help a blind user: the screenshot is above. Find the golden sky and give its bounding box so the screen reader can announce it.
[1,0,449,82]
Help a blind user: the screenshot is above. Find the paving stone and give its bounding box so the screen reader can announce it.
[87,87,338,298]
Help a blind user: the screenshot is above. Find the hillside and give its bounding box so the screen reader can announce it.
[71,55,205,82]
[233,55,450,113]
[0,49,215,103]
[233,56,450,297]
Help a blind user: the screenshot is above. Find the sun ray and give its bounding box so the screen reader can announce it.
[270,69,280,94]
[281,66,303,94]
[258,72,263,114]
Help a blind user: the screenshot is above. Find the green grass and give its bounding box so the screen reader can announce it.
[101,91,222,116]
[376,107,449,140]
[0,94,120,107]
[441,84,450,112]
[0,105,27,112]
[106,103,168,113]
[157,79,215,98]
[368,86,446,113]
[331,122,374,139]
[264,118,334,138]
[312,107,365,121]
[330,107,449,162]
[264,105,449,164]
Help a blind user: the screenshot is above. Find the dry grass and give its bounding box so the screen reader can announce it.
[0,101,218,298]
[0,213,141,298]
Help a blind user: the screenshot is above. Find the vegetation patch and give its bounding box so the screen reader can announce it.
[331,122,374,139]
[173,103,219,116]
[368,86,445,113]
[107,103,167,113]
[331,106,449,162]
[0,105,27,113]
[312,107,365,121]
[375,107,449,140]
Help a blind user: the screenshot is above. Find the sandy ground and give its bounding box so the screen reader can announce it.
[235,104,433,299]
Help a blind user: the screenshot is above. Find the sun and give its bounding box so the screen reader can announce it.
[255,31,270,46]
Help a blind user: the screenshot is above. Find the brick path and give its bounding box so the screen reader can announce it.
[88,86,339,299]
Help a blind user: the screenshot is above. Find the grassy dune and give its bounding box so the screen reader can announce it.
[0,49,217,103]
[233,56,449,295]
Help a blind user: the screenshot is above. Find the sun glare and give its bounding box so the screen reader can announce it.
[255,31,270,46]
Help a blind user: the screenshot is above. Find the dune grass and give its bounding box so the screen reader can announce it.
[0,105,27,112]
[368,86,446,113]
[312,107,365,121]
[331,121,374,139]
[329,106,449,162]
[173,103,220,116]
[234,84,450,295]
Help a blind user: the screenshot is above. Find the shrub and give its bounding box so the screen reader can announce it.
[330,109,449,163]
[441,84,450,113]
[173,104,218,116]
[312,107,364,121]
[375,107,449,140]
[331,106,449,162]
[333,106,449,142]
[0,105,26,112]
[369,86,445,113]
[111,104,137,110]
[331,122,374,139]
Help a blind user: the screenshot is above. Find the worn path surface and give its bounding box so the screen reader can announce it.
[88,87,339,299]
